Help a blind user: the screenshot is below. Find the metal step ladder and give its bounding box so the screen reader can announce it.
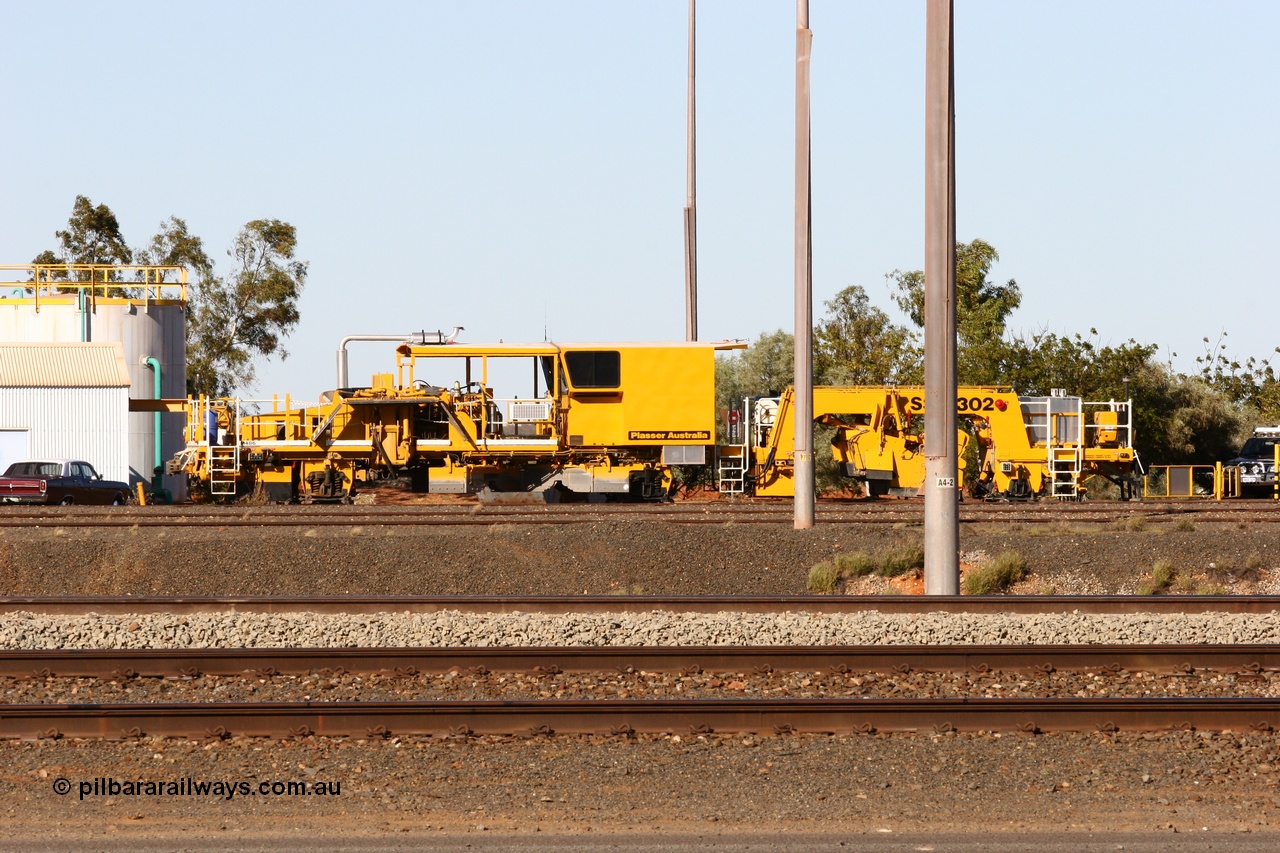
[717,397,753,495]
[1046,392,1083,499]
[717,445,747,494]
[1048,448,1082,499]
[205,400,242,496]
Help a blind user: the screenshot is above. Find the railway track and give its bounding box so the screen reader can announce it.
[5,643,1278,679]
[4,593,1280,615]
[6,697,1279,739]
[4,643,1278,739]
[1,498,1278,528]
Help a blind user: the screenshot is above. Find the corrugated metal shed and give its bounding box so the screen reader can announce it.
[0,343,130,482]
[0,342,131,387]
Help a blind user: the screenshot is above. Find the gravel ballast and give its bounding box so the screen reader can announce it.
[2,609,1280,649]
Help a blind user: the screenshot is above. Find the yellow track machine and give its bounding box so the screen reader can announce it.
[717,386,1138,500]
[170,339,739,503]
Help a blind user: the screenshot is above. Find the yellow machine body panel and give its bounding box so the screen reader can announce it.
[558,345,716,448]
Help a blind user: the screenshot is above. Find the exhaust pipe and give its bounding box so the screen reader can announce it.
[336,327,464,388]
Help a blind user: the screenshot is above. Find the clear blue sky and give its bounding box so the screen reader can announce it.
[2,1,1276,401]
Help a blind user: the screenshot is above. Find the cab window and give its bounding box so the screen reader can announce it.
[564,351,620,389]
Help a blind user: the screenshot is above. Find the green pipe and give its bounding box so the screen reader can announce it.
[144,357,162,474]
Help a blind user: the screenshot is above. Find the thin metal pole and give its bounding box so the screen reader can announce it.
[923,0,959,594]
[683,0,698,342]
[793,0,814,530]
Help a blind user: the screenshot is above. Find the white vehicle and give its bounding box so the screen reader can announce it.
[1227,427,1280,495]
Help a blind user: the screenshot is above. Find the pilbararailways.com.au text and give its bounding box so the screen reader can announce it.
[54,776,341,801]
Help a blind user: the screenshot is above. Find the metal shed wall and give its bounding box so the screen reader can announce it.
[0,386,130,482]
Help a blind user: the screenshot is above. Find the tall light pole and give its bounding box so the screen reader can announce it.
[683,0,698,342]
[923,0,960,594]
[793,0,814,530]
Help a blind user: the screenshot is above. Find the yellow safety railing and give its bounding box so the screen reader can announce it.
[0,264,188,308]
[1143,462,1239,499]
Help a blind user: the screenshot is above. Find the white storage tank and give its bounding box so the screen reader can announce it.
[0,267,189,499]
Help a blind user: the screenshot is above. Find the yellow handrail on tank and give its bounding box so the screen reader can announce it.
[0,264,189,310]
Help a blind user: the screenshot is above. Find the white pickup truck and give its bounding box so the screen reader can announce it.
[1227,427,1280,496]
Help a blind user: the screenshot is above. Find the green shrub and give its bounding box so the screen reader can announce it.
[963,551,1028,595]
[834,552,877,577]
[877,544,925,578]
[1173,518,1196,533]
[1150,560,1176,589]
[1135,559,1178,595]
[1246,551,1265,571]
[807,562,841,593]
[1135,579,1161,595]
[808,543,931,584]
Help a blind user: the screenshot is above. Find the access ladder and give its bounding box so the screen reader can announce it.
[717,445,747,494]
[200,399,242,496]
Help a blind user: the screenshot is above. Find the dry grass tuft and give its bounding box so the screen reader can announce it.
[834,552,878,577]
[963,551,1029,595]
[1136,559,1177,595]
[877,545,925,578]
[807,562,841,593]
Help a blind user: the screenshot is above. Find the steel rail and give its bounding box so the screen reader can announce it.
[4,594,1280,616]
[0,516,1250,528]
[1,500,1278,528]
[8,496,1278,510]
[4,644,1279,680]
[5,696,1280,739]
[1,496,1269,510]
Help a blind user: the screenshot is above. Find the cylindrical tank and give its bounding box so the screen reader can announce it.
[0,293,189,500]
